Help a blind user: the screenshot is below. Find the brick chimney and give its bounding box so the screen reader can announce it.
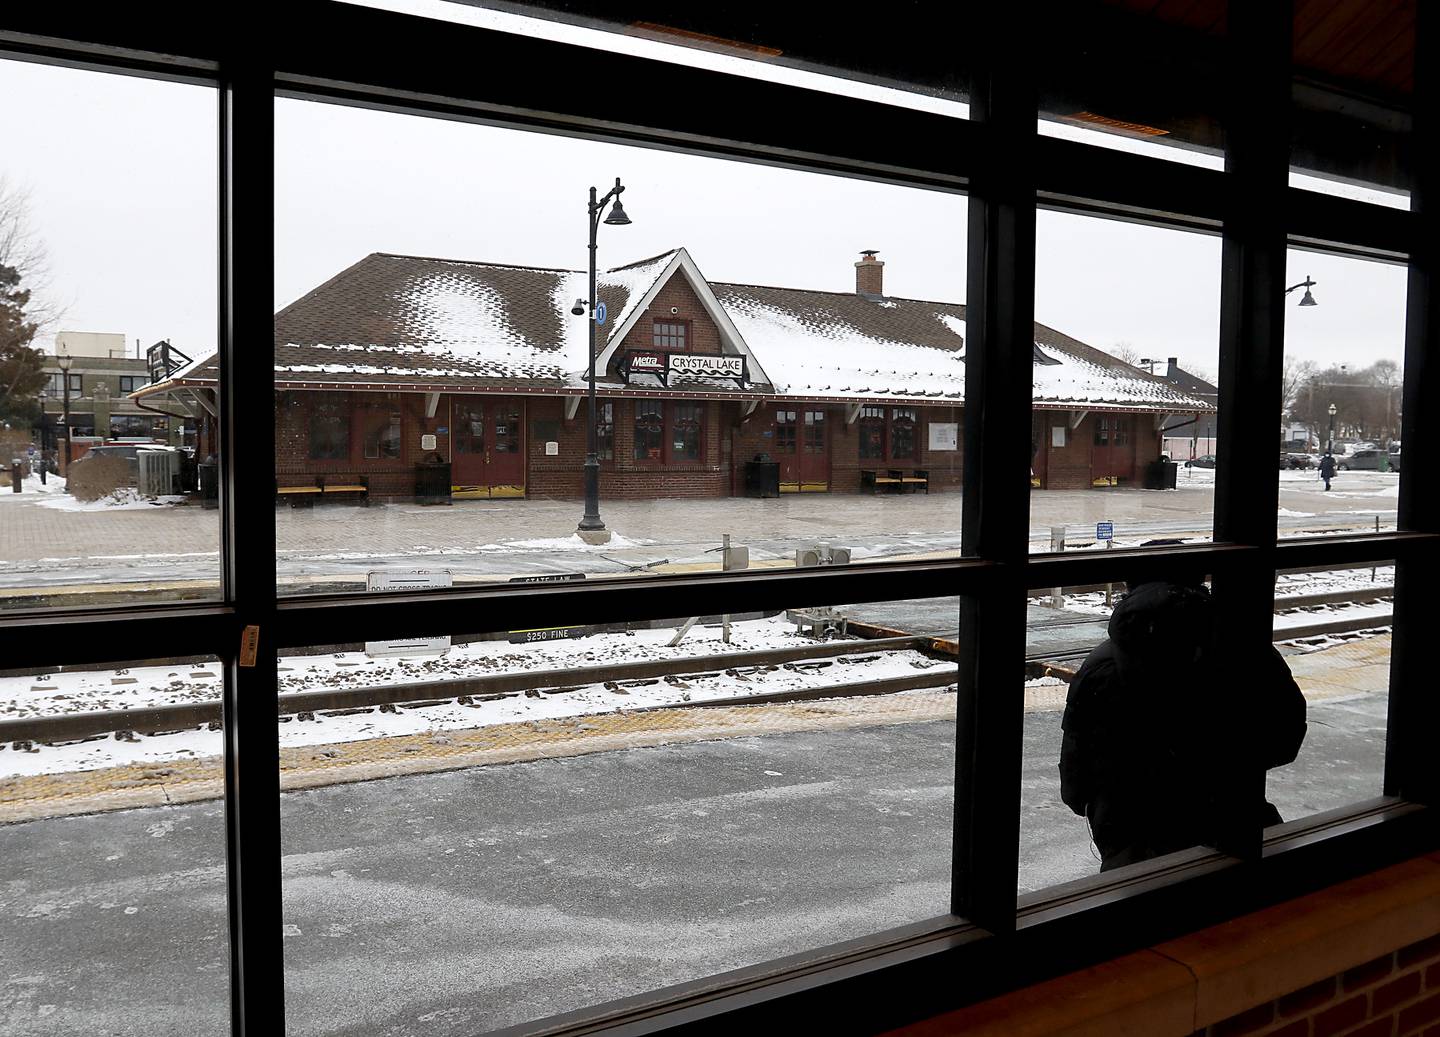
[855,250,884,297]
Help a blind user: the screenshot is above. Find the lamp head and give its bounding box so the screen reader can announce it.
[1298,287,1317,306]
[1329,403,1338,416]
[604,198,631,226]
[571,298,587,316]
[57,353,72,372]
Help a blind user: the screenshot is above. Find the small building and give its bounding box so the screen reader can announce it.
[136,250,1212,497]
[37,332,183,456]
[1145,357,1220,460]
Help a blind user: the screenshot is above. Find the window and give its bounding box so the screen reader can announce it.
[309,393,350,460]
[776,408,798,452]
[118,375,141,394]
[108,415,153,438]
[17,10,1436,1037]
[891,407,917,459]
[671,402,703,460]
[596,400,614,460]
[859,405,886,459]
[67,373,83,395]
[633,401,664,460]
[361,409,402,460]
[1093,418,1110,446]
[653,320,688,350]
[803,409,826,453]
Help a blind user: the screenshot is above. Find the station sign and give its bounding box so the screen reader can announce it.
[619,349,747,389]
[364,570,453,657]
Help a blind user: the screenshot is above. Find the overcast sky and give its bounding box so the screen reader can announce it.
[0,9,1410,380]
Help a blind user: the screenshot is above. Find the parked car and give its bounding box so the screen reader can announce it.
[1281,452,1315,469]
[1389,449,1401,473]
[1337,448,1395,472]
[1184,455,1217,468]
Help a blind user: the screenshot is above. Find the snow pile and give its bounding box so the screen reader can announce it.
[0,472,67,500]
[36,488,187,512]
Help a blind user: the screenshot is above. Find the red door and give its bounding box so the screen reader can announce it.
[774,407,830,492]
[450,397,526,498]
[799,408,830,490]
[1091,415,1135,486]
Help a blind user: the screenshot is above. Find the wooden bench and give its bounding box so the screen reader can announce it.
[891,468,929,494]
[320,475,369,504]
[860,469,902,494]
[276,479,323,506]
[275,476,369,505]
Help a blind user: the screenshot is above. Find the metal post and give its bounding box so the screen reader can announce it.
[60,374,71,473]
[578,186,606,540]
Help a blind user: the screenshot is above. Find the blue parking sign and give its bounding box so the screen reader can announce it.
[595,301,607,326]
[1096,521,1114,541]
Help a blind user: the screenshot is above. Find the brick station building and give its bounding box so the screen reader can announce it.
[135,249,1212,499]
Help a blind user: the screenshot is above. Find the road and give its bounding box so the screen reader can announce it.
[0,688,1386,1037]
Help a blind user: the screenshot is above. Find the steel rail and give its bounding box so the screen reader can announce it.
[1,635,933,745]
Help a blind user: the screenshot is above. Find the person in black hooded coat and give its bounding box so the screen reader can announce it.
[1059,579,1307,872]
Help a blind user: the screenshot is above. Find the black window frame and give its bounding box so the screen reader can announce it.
[3,7,1437,1037]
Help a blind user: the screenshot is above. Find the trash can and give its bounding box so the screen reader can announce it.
[1144,459,1178,490]
[744,455,780,498]
[415,454,452,505]
[197,460,219,509]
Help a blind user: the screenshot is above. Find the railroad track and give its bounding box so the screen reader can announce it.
[3,587,1394,748]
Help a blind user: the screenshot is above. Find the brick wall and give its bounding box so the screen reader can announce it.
[884,855,1440,1037]
[1203,937,1440,1037]
[612,273,724,369]
[1036,410,1163,490]
[275,390,450,499]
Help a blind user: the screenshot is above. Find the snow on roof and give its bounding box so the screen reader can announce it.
[146,250,1212,412]
[714,285,967,402]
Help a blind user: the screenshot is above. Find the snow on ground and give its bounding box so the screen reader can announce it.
[0,472,67,498]
[35,488,188,512]
[0,615,955,778]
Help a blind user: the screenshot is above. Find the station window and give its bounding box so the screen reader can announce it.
[653,320,688,351]
[633,401,664,460]
[892,407,918,459]
[309,393,350,460]
[361,410,402,460]
[672,402,703,460]
[596,401,614,460]
[859,405,887,459]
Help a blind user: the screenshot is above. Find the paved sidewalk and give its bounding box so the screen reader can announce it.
[0,469,1400,600]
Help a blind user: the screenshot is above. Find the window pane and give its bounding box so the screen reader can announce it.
[274,97,966,594]
[1280,250,1405,540]
[1032,211,1221,553]
[0,59,220,613]
[1267,562,1391,820]
[0,653,228,1035]
[1019,560,1394,892]
[278,598,957,1032]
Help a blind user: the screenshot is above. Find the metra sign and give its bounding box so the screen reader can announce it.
[627,353,665,373]
[669,354,744,377]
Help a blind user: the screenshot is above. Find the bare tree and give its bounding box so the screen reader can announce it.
[1108,341,1145,368]
[1281,357,1317,421]
[0,176,63,334]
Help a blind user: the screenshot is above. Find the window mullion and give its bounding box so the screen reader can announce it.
[1385,4,1440,804]
[1208,1,1292,863]
[218,51,284,1037]
[952,10,1037,934]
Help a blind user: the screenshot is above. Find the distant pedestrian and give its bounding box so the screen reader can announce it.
[1059,575,1306,872]
[1319,452,1336,491]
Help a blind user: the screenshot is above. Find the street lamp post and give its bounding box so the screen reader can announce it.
[1285,276,1319,306]
[57,353,73,473]
[574,177,632,544]
[1328,402,1337,455]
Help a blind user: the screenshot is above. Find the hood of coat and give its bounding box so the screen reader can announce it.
[1107,580,1216,671]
